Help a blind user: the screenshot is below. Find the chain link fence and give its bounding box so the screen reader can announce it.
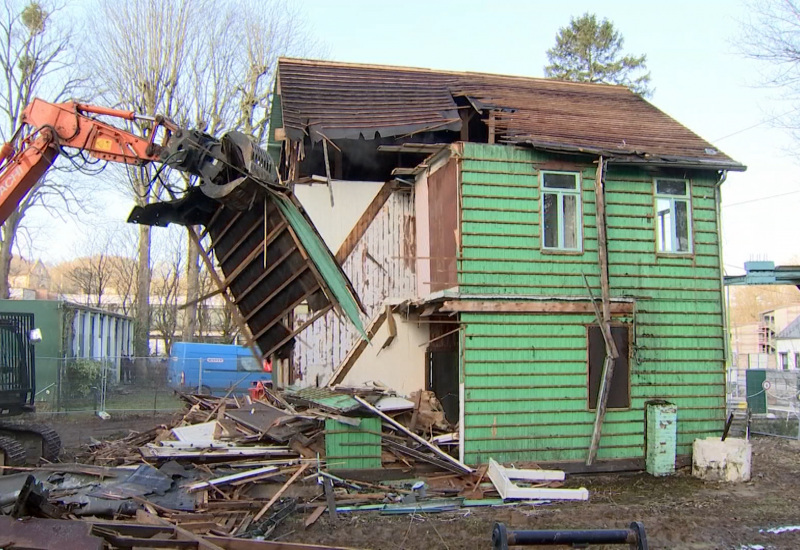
[727,367,800,439]
[34,356,187,416]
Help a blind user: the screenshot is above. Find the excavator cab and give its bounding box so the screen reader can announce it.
[0,312,35,415]
[0,312,60,469]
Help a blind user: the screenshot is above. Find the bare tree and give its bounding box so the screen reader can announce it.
[739,1,800,133]
[151,236,184,356]
[84,0,320,355]
[0,1,83,298]
[84,0,199,359]
[176,0,320,342]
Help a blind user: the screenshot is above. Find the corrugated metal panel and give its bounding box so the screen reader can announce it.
[325,417,382,469]
[293,190,416,385]
[278,58,743,170]
[459,142,726,465]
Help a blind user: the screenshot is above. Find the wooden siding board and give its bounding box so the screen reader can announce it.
[458,142,726,465]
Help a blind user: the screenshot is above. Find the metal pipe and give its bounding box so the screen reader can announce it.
[492,522,648,550]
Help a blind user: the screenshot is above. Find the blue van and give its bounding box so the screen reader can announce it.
[168,342,270,396]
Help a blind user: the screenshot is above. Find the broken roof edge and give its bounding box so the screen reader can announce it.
[278,57,636,94]
[509,139,746,172]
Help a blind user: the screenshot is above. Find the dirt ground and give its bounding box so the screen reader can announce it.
[52,415,800,549]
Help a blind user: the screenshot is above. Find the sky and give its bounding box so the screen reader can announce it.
[20,0,800,275]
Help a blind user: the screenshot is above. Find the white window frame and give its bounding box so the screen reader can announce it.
[654,178,693,254]
[540,170,582,252]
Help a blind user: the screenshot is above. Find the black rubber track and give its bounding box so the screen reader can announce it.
[0,435,26,467]
[0,421,62,462]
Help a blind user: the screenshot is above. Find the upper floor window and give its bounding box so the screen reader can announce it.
[655,178,692,254]
[541,171,582,251]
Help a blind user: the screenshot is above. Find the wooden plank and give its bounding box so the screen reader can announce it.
[441,300,634,314]
[587,157,619,466]
[204,535,362,550]
[304,505,326,529]
[335,182,394,264]
[252,463,311,522]
[353,395,472,474]
[326,308,389,386]
[187,466,280,492]
[323,477,338,523]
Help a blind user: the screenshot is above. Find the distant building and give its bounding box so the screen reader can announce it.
[776,315,800,370]
[9,259,51,299]
[731,304,800,369]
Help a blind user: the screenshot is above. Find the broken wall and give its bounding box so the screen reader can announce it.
[293,189,416,386]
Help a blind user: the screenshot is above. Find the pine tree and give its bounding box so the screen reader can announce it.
[545,13,652,97]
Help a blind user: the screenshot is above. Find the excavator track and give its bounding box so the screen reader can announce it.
[0,421,61,464]
[0,435,26,468]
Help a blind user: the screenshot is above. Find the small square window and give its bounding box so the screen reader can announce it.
[654,178,692,254]
[541,171,582,251]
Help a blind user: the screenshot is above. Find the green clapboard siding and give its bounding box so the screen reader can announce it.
[458,143,727,465]
[325,417,382,470]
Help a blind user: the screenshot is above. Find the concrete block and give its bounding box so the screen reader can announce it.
[692,437,752,482]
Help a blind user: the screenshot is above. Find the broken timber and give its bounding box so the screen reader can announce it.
[586,156,619,466]
[353,395,472,474]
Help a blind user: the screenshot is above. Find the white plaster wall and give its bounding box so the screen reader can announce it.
[294,180,383,252]
[340,313,429,397]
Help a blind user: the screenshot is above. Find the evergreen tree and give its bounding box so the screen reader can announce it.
[545,13,652,97]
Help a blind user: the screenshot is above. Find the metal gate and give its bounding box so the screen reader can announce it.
[0,312,35,411]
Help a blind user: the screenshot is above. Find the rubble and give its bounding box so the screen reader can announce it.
[0,386,589,548]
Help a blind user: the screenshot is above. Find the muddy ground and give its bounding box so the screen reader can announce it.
[52,414,800,549]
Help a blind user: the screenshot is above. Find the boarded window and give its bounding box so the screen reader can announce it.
[588,325,630,409]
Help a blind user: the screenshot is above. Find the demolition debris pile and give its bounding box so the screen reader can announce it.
[0,386,588,549]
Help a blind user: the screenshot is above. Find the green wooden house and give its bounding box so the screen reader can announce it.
[271,58,745,470]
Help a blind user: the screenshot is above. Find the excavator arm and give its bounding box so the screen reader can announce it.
[0,99,184,225]
[0,98,267,226]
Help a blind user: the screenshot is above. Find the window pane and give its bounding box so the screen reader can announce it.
[543,172,577,190]
[656,198,673,252]
[238,356,262,372]
[563,194,578,249]
[543,193,558,248]
[656,179,687,196]
[675,200,690,252]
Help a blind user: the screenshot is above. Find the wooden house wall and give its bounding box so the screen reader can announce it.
[293,189,417,385]
[428,158,459,292]
[458,142,726,465]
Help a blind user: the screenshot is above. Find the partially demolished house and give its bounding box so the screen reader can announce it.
[268,57,745,469]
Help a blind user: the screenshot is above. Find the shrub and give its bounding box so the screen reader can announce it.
[66,359,102,398]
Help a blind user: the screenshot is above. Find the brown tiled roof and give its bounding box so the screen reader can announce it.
[277,58,744,171]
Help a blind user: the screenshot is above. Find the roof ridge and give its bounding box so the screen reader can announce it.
[278,56,633,94]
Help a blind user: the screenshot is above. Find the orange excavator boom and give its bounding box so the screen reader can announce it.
[0,99,180,225]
